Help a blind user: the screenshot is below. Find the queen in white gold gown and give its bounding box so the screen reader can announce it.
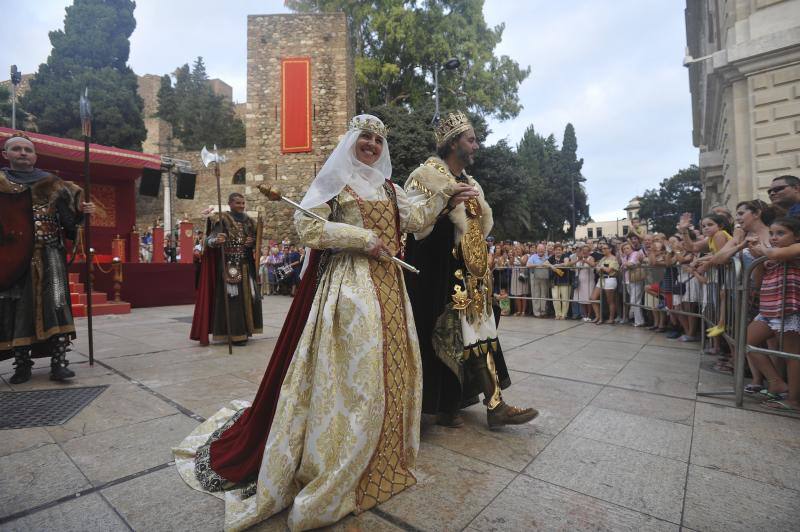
[173,115,461,531]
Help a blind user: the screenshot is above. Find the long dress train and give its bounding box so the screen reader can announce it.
[173,182,448,531]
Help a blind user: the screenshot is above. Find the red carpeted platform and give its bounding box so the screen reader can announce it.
[69,263,196,309]
[68,273,131,317]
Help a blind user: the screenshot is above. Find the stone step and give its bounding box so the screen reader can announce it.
[69,282,84,293]
[72,301,131,317]
[70,292,108,305]
[68,272,80,283]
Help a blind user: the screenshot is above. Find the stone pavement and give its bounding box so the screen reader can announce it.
[2,298,799,531]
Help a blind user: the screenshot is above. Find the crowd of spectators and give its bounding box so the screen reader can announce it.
[489,174,800,414]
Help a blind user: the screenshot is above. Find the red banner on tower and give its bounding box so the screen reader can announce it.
[281,57,312,153]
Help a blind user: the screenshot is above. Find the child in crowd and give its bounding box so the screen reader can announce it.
[496,288,511,316]
[746,217,800,413]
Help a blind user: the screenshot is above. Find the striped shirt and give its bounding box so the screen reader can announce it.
[759,260,800,318]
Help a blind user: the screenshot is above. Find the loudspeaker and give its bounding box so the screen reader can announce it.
[139,168,162,197]
[176,171,197,199]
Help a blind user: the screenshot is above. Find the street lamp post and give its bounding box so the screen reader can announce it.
[432,58,461,125]
[10,65,22,129]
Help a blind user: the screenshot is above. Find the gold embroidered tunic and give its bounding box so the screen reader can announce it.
[173,182,449,531]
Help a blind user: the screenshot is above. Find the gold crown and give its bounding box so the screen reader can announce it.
[435,111,472,146]
[349,116,388,138]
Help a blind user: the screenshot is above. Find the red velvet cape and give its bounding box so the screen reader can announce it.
[207,249,321,483]
[189,244,219,345]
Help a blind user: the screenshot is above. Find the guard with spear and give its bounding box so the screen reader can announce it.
[189,146,263,351]
[0,111,96,383]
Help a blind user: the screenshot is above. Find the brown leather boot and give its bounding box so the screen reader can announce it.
[487,402,539,429]
[436,411,465,428]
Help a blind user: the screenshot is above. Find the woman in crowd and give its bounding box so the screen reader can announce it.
[746,217,800,413]
[590,242,619,324]
[493,248,511,294]
[259,248,270,291]
[671,234,702,342]
[173,114,477,531]
[572,244,596,321]
[264,246,283,296]
[548,244,571,319]
[510,243,530,316]
[620,241,646,327]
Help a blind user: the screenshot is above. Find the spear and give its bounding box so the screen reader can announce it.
[79,88,95,366]
[201,145,233,354]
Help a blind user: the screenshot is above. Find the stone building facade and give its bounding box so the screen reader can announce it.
[685,0,800,210]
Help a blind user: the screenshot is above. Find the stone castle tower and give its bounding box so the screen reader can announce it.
[135,12,355,241]
[245,13,355,238]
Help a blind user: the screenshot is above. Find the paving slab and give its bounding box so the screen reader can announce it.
[470,475,678,532]
[589,387,695,425]
[1,360,128,391]
[44,383,179,443]
[0,493,129,532]
[61,413,198,484]
[536,352,630,385]
[564,406,692,461]
[151,373,258,419]
[500,374,602,435]
[502,349,563,374]
[683,464,800,532]
[0,427,56,457]
[0,444,90,519]
[421,405,552,472]
[609,359,698,399]
[691,402,800,491]
[102,465,223,532]
[376,442,516,531]
[525,432,686,523]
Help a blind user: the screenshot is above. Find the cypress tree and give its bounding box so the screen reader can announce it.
[21,0,146,150]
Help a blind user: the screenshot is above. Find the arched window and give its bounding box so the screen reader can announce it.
[232,167,246,185]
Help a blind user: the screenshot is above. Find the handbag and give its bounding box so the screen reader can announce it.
[628,266,646,283]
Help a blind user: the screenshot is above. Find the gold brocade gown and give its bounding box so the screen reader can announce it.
[173,183,449,531]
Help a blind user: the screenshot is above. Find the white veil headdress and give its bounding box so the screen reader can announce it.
[299,114,391,209]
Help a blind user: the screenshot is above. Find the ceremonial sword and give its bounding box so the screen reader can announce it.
[256,185,419,274]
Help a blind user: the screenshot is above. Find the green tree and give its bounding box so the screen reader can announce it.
[286,0,530,120]
[637,166,702,235]
[472,139,534,240]
[21,0,146,149]
[369,103,436,184]
[0,85,30,128]
[157,57,246,150]
[558,123,590,236]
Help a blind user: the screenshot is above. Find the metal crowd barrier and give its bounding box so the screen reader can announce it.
[493,264,602,307]
[734,255,800,410]
[496,255,798,416]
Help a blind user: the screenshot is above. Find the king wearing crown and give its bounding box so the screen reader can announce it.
[403,112,539,428]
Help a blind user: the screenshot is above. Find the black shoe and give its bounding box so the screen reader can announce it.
[436,412,465,428]
[232,340,248,346]
[10,365,32,384]
[50,365,76,381]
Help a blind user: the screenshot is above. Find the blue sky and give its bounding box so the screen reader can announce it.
[2,0,697,222]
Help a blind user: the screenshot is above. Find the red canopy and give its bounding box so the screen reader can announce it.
[0,127,161,181]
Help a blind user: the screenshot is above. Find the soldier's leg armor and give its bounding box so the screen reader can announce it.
[10,347,33,384]
[50,335,75,381]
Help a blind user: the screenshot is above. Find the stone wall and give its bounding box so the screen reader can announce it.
[751,64,800,193]
[245,13,355,240]
[208,79,233,101]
